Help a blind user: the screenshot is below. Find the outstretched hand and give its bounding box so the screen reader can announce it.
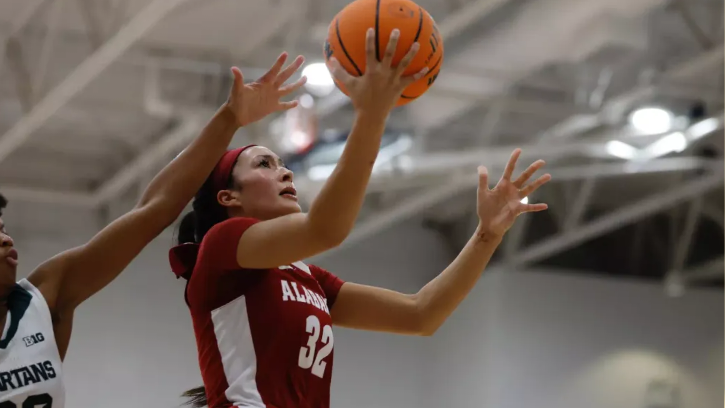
[476,149,551,237]
[226,52,307,127]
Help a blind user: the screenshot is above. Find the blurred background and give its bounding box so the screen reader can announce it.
[0,0,722,407]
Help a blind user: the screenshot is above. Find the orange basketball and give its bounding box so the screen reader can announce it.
[324,0,444,107]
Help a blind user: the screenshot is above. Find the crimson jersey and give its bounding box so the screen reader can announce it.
[186,217,345,408]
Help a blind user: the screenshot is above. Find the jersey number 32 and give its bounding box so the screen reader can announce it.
[0,393,53,408]
[298,315,334,378]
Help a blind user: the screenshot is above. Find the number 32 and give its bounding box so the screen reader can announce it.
[0,393,53,408]
[298,315,334,378]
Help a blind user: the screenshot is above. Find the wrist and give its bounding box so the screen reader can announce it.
[473,224,504,244]
[353,107,390,122]
[220,102,243,128]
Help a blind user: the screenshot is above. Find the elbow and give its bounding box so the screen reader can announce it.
[307,218,350,249]
[411,296,441,337]
[417,321,440,337]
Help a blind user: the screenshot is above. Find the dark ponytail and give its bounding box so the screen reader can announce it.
[175,168,234,247]
[182,386,208,407]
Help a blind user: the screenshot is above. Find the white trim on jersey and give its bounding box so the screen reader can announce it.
[211,295,265,407]
[17,280,53,327]
[292,261,311,275]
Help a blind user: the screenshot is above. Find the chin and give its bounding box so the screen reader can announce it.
[282,204,302,215]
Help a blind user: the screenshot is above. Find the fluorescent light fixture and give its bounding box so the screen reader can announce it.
[629,107,674,135]
[649,132,687,156]
[606,140,638,160]
[687,117,720,141]
[301,62,335,96]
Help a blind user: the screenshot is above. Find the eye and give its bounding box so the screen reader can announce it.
[258,159,271,168]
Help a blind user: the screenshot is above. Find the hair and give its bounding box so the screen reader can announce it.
[181,386,208,408]
[176,158,239,408]
[176,164,239,247]
[0,193,6,217]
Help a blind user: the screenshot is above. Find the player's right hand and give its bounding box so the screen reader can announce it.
[328,28,428,116]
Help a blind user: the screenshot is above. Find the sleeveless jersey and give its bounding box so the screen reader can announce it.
[0,279,64,408]
[186,217,345,408]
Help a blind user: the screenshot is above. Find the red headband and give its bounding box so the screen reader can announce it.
[169,144,255,280]
[211,144,256,192]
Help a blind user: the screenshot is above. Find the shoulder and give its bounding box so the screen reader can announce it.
[200,217,260,249]
[26,247,82,315]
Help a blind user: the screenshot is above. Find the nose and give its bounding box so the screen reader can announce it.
[0,233,13,248]
[279,167,294,183]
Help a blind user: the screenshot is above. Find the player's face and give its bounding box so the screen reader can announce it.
[0,217,18,282]
[226,146,302,220]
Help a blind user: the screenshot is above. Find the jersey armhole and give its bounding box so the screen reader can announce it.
[17,279,54,327]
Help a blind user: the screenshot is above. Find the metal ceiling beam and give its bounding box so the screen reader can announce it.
[91,113,207,206]
[540,47,725,144]
[0,0,190,165]
[309,157,721,262]
[513,168,724,266]
[92,0,303,206]
[683,256,724,282]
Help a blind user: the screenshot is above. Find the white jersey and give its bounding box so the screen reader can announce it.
[0,279,64,408]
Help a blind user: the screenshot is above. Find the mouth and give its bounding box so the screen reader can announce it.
[4,249,18,267]
[279,186,298,201]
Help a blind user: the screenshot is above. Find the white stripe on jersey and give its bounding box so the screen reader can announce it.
[211,295,264,407]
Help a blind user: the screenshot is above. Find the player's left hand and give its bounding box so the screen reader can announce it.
[476,149,551,237]
[226,52,307,127]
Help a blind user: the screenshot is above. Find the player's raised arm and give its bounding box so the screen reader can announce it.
[29,53,307,313]
[230,29,428,269]
[330,150,552,335]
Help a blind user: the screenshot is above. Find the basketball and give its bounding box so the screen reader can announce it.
[324,0,444,106]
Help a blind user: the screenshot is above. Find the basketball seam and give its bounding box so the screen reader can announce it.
[335,19,363,76]
[426,55,442,78]
[413,7,423,42]
[375,0,381,62]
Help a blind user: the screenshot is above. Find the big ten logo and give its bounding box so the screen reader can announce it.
[324,40,333,61]
[22,333,45,347]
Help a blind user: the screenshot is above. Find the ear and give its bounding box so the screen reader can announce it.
[216,189,242,210]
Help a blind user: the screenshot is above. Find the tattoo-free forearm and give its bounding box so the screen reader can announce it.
[306,111,388,243]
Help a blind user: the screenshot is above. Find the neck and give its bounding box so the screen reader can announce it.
[0,281,14,308]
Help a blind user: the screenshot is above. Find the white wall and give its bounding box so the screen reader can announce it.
[428,269,724,408]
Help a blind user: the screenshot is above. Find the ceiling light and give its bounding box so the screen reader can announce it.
[606,140,638,160]
[687,117,720,141]
[301,62,335,97]
[645,132,688,158]
[520,196,529,205]
[299,93,315,109]
[629,107,674,135]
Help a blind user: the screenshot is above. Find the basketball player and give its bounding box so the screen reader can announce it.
[169,29,551,408]
[0,52,308,407]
